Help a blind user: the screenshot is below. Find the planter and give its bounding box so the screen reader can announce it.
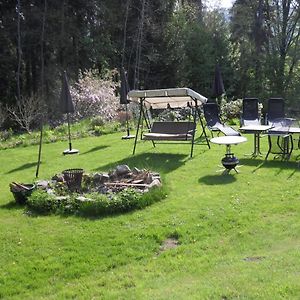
[10,183,35,204]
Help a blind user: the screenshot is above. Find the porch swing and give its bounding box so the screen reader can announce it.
[128,88,210,157]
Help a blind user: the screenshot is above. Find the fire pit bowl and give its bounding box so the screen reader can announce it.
[221,154,239,170]
[62,168,84,191]
[10,183,35,204]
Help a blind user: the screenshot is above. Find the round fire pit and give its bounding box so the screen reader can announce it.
[221,153,239,170]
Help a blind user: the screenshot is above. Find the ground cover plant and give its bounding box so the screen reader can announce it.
[1,131,300,299]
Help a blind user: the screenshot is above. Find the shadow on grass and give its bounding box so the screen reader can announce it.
[0,201,23,210]
[239,158,299,174]
[6,162,38,174]
[81,145,109,155]
[94,152,189,174]
[198,174,237,185]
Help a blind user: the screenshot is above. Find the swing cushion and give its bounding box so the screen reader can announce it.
[143,122,196,141]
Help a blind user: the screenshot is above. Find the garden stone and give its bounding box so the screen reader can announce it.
[36,180,49,190]
[93,173,103,184]
[55,196,69,201]
[101,174,110,182]
[115,165,131,176]
[149,179,161,188]
[76,196,93,202]
[52,174,64,182]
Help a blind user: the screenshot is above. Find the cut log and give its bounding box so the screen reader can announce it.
[104,182,150,188]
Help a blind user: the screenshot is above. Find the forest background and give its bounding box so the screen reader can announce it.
[0,0,299,130]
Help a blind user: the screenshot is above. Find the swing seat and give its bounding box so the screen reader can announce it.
[143,121,196,141]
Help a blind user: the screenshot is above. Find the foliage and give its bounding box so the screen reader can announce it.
[220,98,243,121]
[220,98,264,122]
[27,187,167,217]
[0,118,125,150]
[70,70,120,122]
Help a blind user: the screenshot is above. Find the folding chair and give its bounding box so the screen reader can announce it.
[203,102,240,137]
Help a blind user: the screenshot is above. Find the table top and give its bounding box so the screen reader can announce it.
[240,124,273,131]
[210,136,247,145]
[286,127,300,134]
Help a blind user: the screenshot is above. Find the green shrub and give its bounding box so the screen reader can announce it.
[90,116,105,127]
[27,190,59,214]
[27,186,167,217]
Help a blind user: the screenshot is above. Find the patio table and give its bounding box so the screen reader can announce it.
[240,124,273,157]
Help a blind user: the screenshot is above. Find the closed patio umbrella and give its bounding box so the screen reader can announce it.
[120,67,134,139]
[212,64,225,101]
[60,71,79,154]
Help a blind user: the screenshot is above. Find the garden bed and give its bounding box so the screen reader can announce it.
[26,165,166,217]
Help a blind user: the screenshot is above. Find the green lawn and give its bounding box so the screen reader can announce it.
[1,132,300,299]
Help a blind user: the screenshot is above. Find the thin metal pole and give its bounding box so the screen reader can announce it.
[125,103,130,136]
[67,113,72,150]
[133,99,143,155]
[36,125,43,177]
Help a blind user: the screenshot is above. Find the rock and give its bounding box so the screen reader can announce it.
[101,173,110,183]
[149,179,162,188]
[55,196,69,201]
[52,174,64,182]
[93,173,103,184]
[36,180,49,190]
[115,165,131,176]
[76,196,93,202]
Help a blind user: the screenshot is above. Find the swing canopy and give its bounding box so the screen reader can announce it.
[128,88,207,109]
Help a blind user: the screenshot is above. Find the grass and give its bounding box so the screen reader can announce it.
[1,131,300,299]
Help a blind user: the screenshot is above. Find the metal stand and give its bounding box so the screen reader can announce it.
[63,113,79,155]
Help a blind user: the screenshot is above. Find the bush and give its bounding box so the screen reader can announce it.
[27,189,59,214]
[70,70,120,122]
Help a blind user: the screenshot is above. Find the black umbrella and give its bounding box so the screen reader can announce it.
[120,67,134,139]
[212,64,225,100]
[60,71,79,154]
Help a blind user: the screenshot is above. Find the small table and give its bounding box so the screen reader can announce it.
[240,125,273,157]
[211,136,247,173]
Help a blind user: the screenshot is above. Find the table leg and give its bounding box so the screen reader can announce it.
[245,132,263,157]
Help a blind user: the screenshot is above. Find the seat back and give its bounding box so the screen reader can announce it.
[150,121,195,135]
[203,103,222,128]
[267,98,284,124]
[242,98,260,126]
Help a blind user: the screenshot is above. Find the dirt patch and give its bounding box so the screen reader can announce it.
[158,238,179,254]
[243,256,266,262]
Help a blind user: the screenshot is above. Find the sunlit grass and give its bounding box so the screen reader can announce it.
[1,131,300,299]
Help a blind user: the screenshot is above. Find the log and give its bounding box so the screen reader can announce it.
[104,182,149,188]
[11,182,31,191]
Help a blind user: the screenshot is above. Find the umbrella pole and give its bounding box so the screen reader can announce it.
[125,103,130,136]
[67,113,72,151]
[36,123,43,178]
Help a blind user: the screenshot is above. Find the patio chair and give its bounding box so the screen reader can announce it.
[267,97,294,127]
[265,131,293,161]
[203,102,240,137]
[241,98,260,126]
